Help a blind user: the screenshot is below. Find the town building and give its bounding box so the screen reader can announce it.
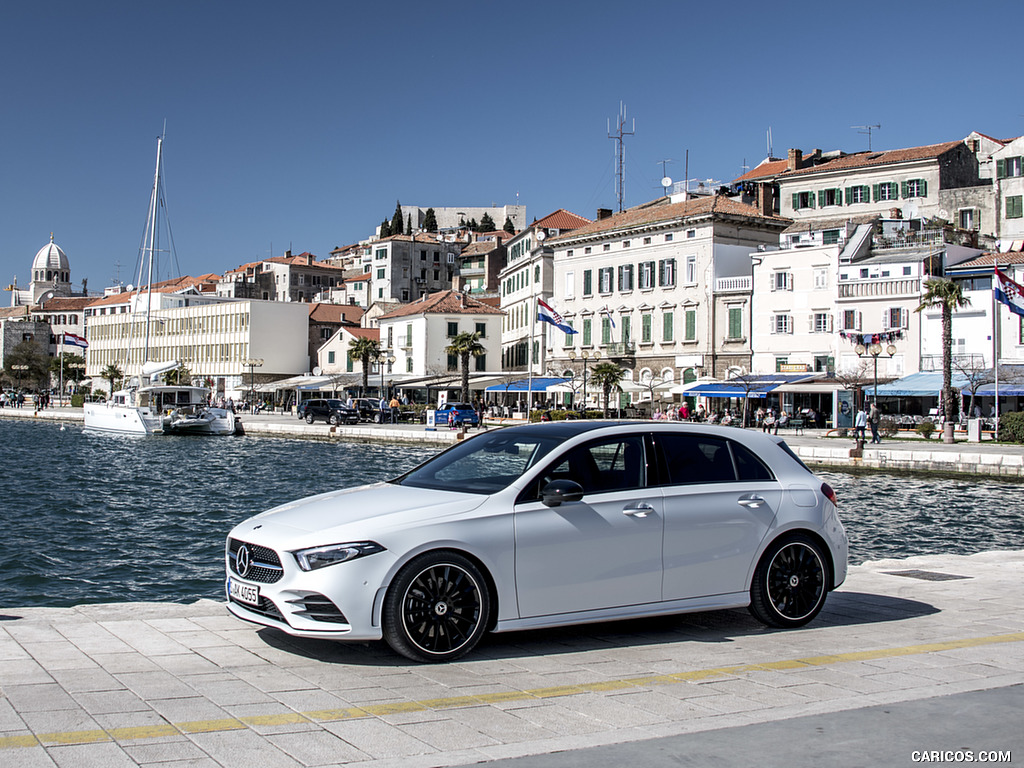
[307,302,364,365]
[361,234,461,303]
[216,251,348,303]
[398,204,526,233]
[993,137,1024,249]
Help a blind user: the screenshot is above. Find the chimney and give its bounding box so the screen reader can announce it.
[787,149,802,172]
[596,208,613,220]
[284,249,292,258]
[306,254,314,265]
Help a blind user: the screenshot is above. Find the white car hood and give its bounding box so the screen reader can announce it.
[230,482,485,547]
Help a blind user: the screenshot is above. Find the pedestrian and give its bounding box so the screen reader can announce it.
[854,407,867,442]
[389,394,400,423]
[762,409,776,433]
[680,402,690,421]
[868,402,881,443]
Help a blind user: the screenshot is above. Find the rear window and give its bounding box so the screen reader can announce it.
[656,434,774,484]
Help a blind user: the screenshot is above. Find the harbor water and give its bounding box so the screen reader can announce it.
[2,419,1022,609]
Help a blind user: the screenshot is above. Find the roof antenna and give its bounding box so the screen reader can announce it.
[608,102,635,212]
[852,124,881,151]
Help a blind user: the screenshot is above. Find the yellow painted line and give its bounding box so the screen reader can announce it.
[1,630,1021,751]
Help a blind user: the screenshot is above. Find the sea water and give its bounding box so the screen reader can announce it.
[1,419,1021,608]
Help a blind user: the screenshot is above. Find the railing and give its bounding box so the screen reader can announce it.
[837,278,921,298]
[602,342,636,357]
[871,229,944,251]
[715,275,752,292]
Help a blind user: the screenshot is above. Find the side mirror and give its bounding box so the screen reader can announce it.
[541,479,585,508]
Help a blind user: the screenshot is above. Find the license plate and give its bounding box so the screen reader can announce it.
[228,578,260,606]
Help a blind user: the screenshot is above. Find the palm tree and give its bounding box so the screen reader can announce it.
[446,331,485,403]
[916,278,971,440]
[164,365,192,386]
[590,362,625,417]
[101,363,123,397]
[348,337,381,396]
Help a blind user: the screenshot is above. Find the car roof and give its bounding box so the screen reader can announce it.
[484,420,792,446]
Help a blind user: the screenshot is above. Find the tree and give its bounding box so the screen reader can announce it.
[380,219,392,238]
[467,217,479,232]
[503,216,515,234]
[590,362,625,417]
[101,363,123,397]
[479,212,496,232]
[49,352,87,394]
[5,340,49,390]
[424,208,438,232]
[953,356,993,421]
[446,331,485,403]
[390,200,403,237]
[916,278,971,438]
[348,336,381,396]
[833,361,873,410]
[406,214,412,235]
[164,365,192,386]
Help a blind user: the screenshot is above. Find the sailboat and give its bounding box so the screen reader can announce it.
[83,136,237,436]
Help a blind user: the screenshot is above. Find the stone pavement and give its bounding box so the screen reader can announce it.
[1,550,1021,767]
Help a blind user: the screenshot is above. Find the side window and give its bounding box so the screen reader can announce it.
[536,436,647,496]
[731,441,775,481]
[657,434,736,484]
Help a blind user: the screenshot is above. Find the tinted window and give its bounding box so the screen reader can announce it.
[534,435,647,497]
[657,434,736,484]
[732,441,774,481]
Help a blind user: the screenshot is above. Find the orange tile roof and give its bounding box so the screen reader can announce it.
[784,141,963,177]
[952,251,1024,268]
[36,296,93,310]
[343,327,380,342]
[308,303,365,324]
[377,289,504,320]
[551,196,788,242]
[534,208,591,230]
[733,158,791,183]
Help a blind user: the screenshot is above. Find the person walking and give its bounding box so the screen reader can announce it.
[855,407,867,442]
[868,402,881,444]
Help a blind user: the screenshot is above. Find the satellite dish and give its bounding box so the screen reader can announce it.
[536,229,546,241]
[312,366,322,376]
[938,209,949,220]
[661,176,673,188]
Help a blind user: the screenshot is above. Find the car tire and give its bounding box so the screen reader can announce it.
[305,413,315,424]
[383,551,490,663]
[749,534,828,629]
[329,414,340,426]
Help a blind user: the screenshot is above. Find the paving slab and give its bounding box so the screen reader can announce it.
[0,550,1021,767]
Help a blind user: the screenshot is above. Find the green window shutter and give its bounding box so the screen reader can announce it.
[642,314,652,343]
[997,159,1006,179]
[792,193,799,210]
[602,317,611,344]
[808,191,815,208]
[583,318,592,346]
[872,183,880,202]
[835,188,842,205]
[728,307,742,338]
[845,187,854,205]
[920,179,928,197]
[685,309,696,340]
[900,180,909,199]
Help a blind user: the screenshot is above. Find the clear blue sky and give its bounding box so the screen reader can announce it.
[2,0,1021,290]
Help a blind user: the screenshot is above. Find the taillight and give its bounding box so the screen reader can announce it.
[821,482,837,507]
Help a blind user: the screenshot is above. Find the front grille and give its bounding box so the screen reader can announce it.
[286,593,349,624]
[228,539,284,583]
[231,595,284,622]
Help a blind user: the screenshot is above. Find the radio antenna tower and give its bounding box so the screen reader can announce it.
[852,123,881,151]
[608,103,635,212]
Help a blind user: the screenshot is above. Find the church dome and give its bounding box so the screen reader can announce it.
[33,235,70,273]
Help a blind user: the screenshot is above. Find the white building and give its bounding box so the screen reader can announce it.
[994,137,1024,248]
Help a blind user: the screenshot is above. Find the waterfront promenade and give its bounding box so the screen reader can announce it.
[0,550,1020,766]
[4,405,1024,479]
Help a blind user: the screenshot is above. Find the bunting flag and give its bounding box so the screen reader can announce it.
[838,329,905,345]
[994,267,1024,318]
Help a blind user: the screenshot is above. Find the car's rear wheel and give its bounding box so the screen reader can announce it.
[383,551,490,663]
[305,413,315,424]
[329,414,340,425]
[749,535,827,628]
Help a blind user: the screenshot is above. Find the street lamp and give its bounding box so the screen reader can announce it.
[567,349,600,413]
[854,342,897,405]
[11,364,29,391]
[375,351,396,410]
[242,358,264,412]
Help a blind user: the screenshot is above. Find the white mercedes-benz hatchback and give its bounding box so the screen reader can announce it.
[225,422,847,662]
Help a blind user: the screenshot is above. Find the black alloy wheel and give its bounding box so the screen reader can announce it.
[749,535,827,628]
[329,413,340,426]
[305,413,315,424]
[383,551,490,662]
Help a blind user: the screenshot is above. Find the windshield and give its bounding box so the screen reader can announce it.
[395,432,562,494]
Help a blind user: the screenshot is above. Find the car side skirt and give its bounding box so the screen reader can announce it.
[493,592,749,634]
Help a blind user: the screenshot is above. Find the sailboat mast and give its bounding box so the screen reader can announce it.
[143,136,162,364]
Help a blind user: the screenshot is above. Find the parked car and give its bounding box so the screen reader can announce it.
[351,397,385,423]
[225,422,847,662]
[298,399,359,426]
[435,402,480,428]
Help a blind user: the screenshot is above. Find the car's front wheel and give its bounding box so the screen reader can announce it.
[305,413,315,424]
[383,551,490,663]
[749,534,828,628]
[329,414,340,426]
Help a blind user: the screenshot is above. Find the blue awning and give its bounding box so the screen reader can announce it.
[681,374,817,399]
[485,377,567,393]
[966,383,1024,396]
[873,371,969,397]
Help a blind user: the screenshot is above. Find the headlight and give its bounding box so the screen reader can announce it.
[292,542,385,571]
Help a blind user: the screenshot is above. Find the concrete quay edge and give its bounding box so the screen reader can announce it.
[0,549,1021,766]
[5,406,1024,478]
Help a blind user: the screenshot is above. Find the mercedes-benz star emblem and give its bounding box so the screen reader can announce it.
[236,545,251,578]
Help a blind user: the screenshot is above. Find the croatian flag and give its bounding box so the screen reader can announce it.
[537,299,577,334]
[995,268,1024,318]
[63,332,89,349]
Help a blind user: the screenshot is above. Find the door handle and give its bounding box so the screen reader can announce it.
[737,494,766,509]
[623,502,655,518]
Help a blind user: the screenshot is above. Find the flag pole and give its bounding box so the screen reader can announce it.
[59,334,64,407]
[994,266,1000,435]
[528,295,536,412]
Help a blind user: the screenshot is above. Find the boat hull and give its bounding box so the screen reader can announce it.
[83,402,163,435]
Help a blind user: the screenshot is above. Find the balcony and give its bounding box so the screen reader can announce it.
[715,275,752,293]
[837,277,921,299]
[602,341,636,357]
